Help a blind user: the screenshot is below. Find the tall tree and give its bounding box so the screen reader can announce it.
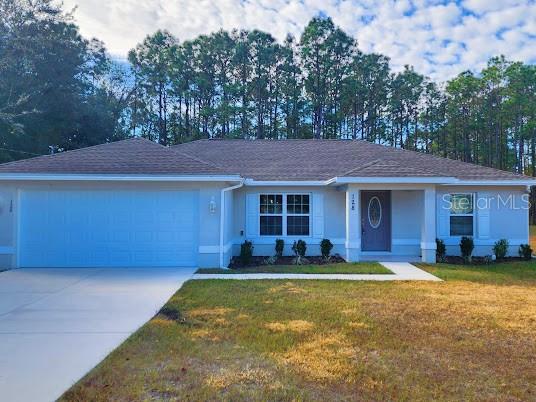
[300,16,355,139]
[0,0,125,161]
[128,30,178,145]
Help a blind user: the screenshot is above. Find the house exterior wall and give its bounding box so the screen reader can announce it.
[0,180,529,270]
[437,185,529,257]
[230,184,529,262]
[0,181,228,269]
[391,190,422,256]
[231,186,347,258]
[230,186,424,260]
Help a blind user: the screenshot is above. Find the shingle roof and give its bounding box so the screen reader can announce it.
[175,139,528,181]
[0,137,530,182]
[0,137,227,175]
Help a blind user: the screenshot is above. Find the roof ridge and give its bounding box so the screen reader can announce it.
[342,159,382,176]
[169,148,230,173]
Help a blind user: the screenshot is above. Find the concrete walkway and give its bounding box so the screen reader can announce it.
[192,262,442,281]
[0,267,196,402]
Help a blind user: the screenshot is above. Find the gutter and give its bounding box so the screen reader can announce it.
[0,173,243,182]
[244,177,536,187]
[219,179,244,268]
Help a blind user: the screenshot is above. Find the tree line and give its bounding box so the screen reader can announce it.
[1,0,535,179]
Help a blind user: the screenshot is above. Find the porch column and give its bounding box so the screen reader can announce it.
[421,186,437,263]
[345,187,361,262]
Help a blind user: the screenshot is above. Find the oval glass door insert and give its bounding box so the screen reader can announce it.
[368,196,382,229]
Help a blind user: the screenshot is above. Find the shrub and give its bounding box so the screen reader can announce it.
[320,238,333,260]
[519,244,533,260]
[240,240,253,266]
[292,240,307,265]
[436,238,446,262]
[460,236,474,262]
[275,239,284,258]
[493,239,509,260]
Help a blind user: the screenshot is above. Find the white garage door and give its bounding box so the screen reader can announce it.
[19,190,199,268]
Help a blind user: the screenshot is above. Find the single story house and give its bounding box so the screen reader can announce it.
[0,138,533,269]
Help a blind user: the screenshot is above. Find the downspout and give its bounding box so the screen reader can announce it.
[219,179,244,268]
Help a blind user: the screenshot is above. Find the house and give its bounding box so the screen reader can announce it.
[0,137,533,269]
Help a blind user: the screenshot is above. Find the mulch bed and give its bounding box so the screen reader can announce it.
[229,254,346,269]
[441,256,527,265]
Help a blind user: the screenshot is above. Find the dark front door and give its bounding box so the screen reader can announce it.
[361,191,391,251]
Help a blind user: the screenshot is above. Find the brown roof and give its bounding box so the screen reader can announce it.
[0,138,227,176]
[0,137,530,182]
[175,139,528,181]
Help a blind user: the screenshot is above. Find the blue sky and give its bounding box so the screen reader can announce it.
[63,0,536,81]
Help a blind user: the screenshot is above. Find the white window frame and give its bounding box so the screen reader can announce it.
[449,193,475,237]
[259,194,284,236]
[259,193,311,237]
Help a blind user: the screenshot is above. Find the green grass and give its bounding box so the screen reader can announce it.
[417,259,536,285]
[196,262,392,275]
[62,261,536,401]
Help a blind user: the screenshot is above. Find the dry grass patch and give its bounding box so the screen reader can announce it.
[62,263,536,401]
[265,320,314,333]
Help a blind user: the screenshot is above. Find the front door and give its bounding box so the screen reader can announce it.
[361,191,391,252]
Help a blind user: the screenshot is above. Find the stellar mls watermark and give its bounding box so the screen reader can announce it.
[442,193,531,210]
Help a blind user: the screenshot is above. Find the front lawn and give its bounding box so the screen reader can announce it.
[62,262,536,401]
[418,259,536,285]
[196,262,392,275]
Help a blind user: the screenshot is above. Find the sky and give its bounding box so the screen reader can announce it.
[62,0,536,82]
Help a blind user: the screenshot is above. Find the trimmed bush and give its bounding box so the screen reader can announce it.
[519,244,533,260]
[292,240,307,265]
[460,236,474,262]
[275,239,284,258]
[320,239,333,260]
[240,240,253,266]
[436,238,446,262]
[493,239,509,260]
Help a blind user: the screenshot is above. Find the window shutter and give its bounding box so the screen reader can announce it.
[312,193,324,238]
[477,192,490,239]
[246,193,259,237]
[437,193,449,238]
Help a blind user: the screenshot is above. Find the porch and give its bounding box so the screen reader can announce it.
[343,185,437,263]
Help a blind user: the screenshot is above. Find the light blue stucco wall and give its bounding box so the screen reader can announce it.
[437,186,529,257]
[391,190,422,256]
[231,186,347,259]
[231,187,424,260]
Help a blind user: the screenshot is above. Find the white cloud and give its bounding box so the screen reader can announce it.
[62,0,536,81]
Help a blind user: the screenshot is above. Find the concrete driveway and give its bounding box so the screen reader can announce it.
[0,267,196,402]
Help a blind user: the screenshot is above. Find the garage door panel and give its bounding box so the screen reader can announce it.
[19,190,199,268]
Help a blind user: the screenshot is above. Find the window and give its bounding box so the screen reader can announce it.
[287,195,310,236]
[449,193,473,236]
[260,194,282,235]
[259,194,310,236]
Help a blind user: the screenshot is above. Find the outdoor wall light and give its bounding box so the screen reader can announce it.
[209,196,217,213]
